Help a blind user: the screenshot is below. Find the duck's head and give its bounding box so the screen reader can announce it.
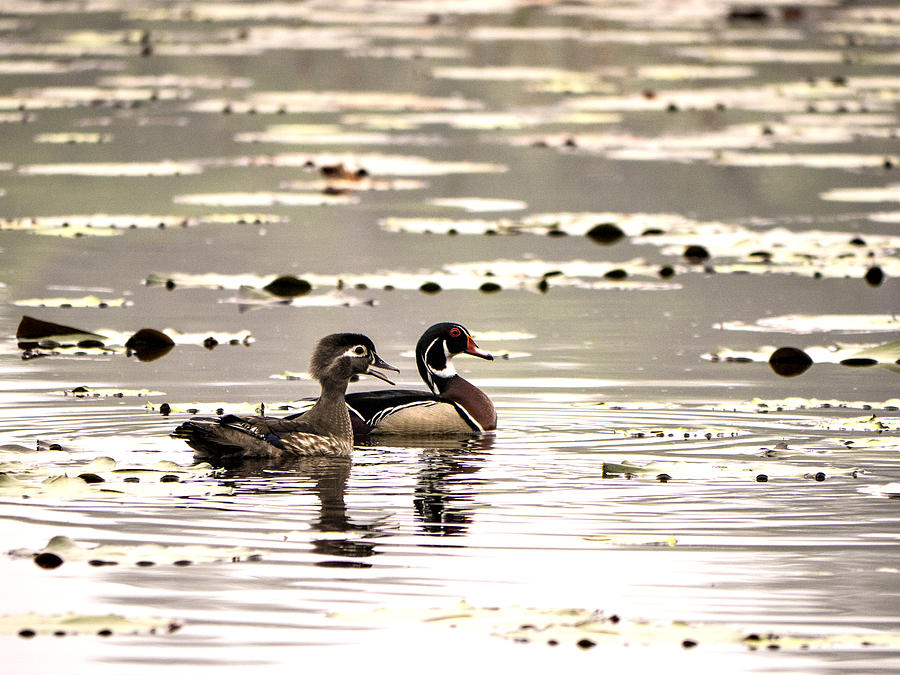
[310,333,399,385]
[416,322,493,394]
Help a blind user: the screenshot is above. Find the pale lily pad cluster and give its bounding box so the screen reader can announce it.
[10,535,261,567]
[0,612,180,638]
[0,457,230,499]
[333,602,900,651]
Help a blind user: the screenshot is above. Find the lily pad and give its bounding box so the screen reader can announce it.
[0,457,229,499]
[0,613,180,638]
[600,458,859,481]
[18,160,205,176]
[10,535,261,567]
[13,295,130,309]
[333,602,900,651]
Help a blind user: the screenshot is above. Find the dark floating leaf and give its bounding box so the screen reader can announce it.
[768,347,813,377]
[77,473,105,484]
[125,329,175,362]
[840,358,878,367]
[865,266,885,286]
[683,244,710,264]
[16,315,106,348]
[33,553,63,570]
[263,275,313,297]
[586,222,625,245]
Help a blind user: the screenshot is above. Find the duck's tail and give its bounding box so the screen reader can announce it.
[172,418,245,463]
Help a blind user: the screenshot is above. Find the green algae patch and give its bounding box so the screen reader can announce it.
[0,612,180,638]
[11,535,261,567]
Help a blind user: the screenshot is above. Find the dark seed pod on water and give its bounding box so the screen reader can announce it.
[34,552,64,569]
[768,346,813,377]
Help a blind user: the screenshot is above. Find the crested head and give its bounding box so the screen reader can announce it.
[309,333,398,385]
[416,322,493,394]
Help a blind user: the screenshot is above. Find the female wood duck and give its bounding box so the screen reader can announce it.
[173,333,398,463]
[344,322,496,436]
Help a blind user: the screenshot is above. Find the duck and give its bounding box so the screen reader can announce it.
[342,322,496,436]
[172,333,398,463]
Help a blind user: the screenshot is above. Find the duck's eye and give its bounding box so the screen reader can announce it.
[353,346,367,356]
[449,327,461,338]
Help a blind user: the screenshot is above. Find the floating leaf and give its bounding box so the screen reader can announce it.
[57,386,165,398]
[720,314,900,334]
[427,198,527,213]
[34,132,112,144]
[173,191,358,207]
[584,534,677,546]
[10,535,261,567]
[600,458,859,481]
[333,602,900,651]
[13,295,129,309]
[18,160,205,177]
[0,613,180,638]
[188,90,481,115]
[0,458,229,499]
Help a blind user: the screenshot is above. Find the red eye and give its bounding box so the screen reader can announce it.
[449,327,461,337]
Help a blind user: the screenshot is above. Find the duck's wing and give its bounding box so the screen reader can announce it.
[344,388,441,424]
[173,414,324,461]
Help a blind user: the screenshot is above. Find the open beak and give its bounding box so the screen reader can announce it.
[366,353,400,385]
[464,335,494,361]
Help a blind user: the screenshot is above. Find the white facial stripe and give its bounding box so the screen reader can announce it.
[342,345,367,358]
[425,337,456,380]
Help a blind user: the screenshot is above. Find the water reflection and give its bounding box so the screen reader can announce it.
[220,455,359,530]
[411,435,493,537]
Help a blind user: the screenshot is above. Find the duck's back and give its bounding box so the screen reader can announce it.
[174,413,352,462]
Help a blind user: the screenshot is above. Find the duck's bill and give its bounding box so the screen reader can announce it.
[367,354,400,385]
[465,336,494,361]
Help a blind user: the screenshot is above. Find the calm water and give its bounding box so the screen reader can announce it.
[1,1,899,672]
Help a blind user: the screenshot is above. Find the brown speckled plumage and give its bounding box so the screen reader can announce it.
[173,333,397,464]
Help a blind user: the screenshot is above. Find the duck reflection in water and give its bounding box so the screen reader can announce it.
[407,435,494,537]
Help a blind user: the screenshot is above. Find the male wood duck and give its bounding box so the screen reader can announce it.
[343,322,496,436]
[172,333,398,463]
